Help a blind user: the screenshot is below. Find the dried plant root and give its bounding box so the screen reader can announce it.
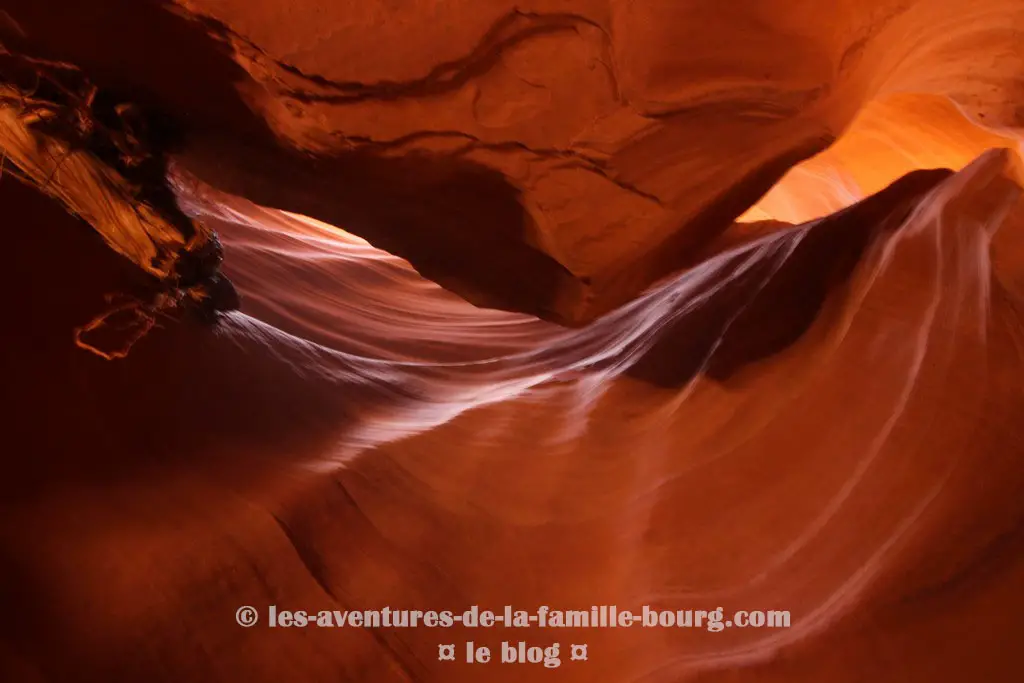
[0,44,240,359]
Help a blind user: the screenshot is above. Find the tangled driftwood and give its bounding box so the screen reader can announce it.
[0,45,239,359]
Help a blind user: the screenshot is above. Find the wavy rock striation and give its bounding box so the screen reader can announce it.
[2,0,1021,322]
[1,1,1023,683]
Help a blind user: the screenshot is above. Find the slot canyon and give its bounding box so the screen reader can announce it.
[0,0,1023,681]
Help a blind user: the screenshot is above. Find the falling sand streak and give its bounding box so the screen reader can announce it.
[146,149,1024,681]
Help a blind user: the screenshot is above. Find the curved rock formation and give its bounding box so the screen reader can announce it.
[4,0,1022,322]
[0,1,1023,682]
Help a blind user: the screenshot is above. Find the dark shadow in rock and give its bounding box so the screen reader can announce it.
[1,0,270,140]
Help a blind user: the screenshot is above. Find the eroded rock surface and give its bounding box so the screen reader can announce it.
[1,2,1023,683]
[3,0,1022,321]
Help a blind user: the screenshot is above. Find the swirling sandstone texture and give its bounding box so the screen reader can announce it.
[1,0,1023,682]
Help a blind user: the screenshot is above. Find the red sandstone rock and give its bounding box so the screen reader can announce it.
[0,2,1023,682]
